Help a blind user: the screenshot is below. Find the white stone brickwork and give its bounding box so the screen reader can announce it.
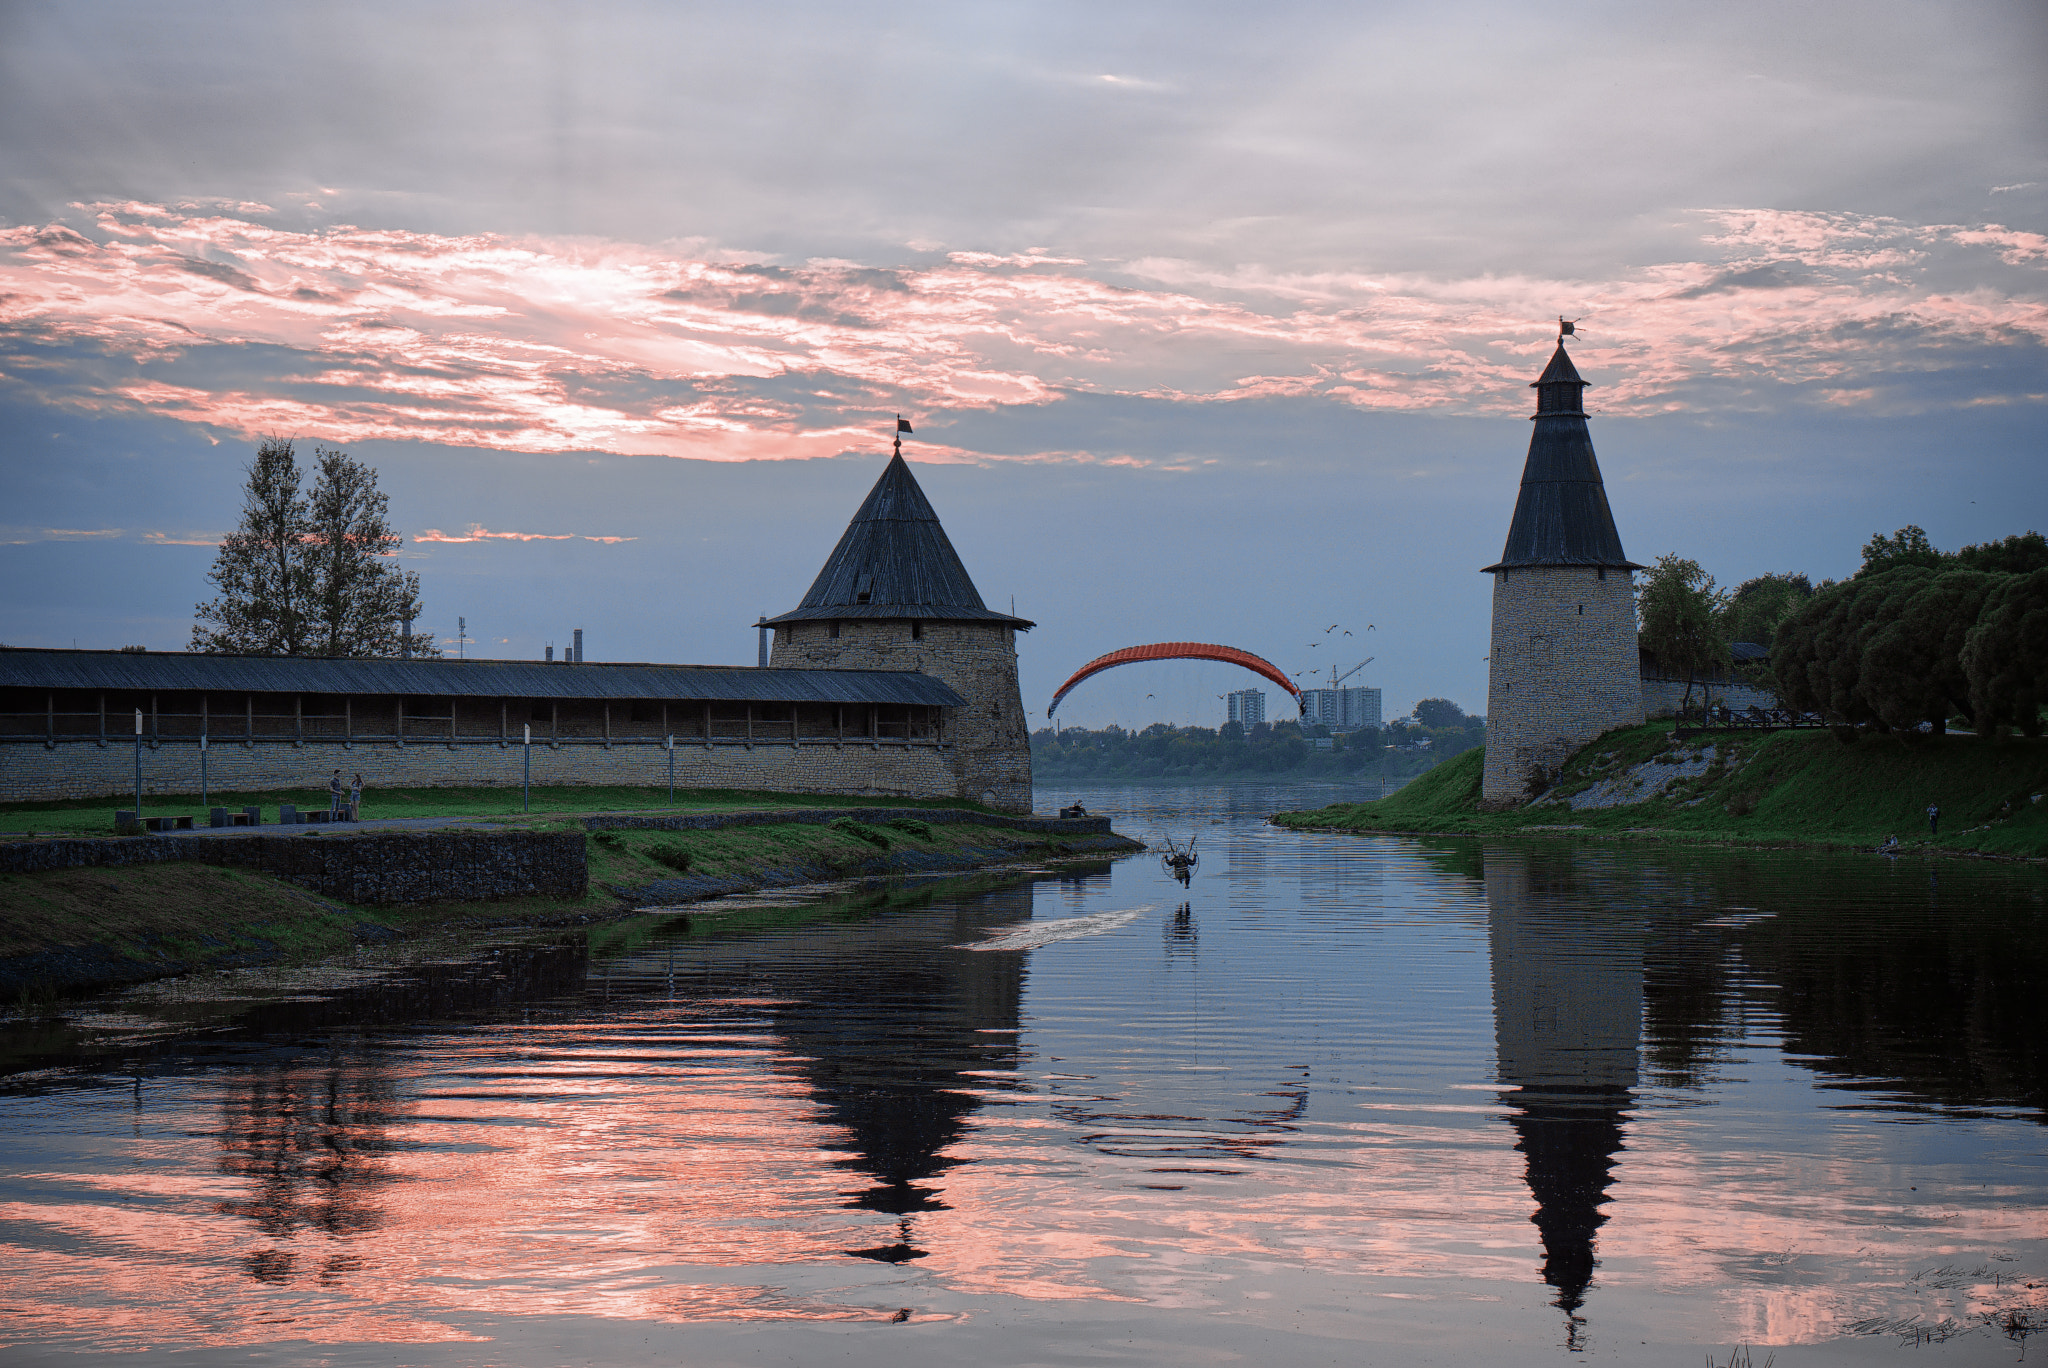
[1640,676,1778,718]
[0,736,957,806]
[770,618,1032,812]
[1483,567,1645,806]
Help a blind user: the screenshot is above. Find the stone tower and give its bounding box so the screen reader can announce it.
[766,448,1034,812]
[1481,338,1644,808]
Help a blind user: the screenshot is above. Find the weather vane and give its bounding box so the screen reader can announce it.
[893,414,912,456]
[1558,316,1580,341]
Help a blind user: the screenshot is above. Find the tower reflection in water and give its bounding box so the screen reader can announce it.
[684,880,1034,1263]
[1485,848,1640,1345]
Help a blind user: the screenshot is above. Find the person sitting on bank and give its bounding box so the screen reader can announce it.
[349,772,364,822]
[329,770,344,820]
[1926,803,1941,837]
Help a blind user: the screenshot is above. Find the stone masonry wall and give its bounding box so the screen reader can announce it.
[770,619,1032,812]
[1483,566,1645,807]
[0,829,587,904]
[1640,676,1778,718]
[0,736,957,806]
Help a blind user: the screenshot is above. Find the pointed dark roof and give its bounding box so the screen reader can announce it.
[1482,343,1640,572]
[765,453,1034,628]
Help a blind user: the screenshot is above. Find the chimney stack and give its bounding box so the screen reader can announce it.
[573,628,584,664]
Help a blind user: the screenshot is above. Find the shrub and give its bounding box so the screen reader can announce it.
[646,842,692,873]
[885,818,933,839]
[593,831,622,849]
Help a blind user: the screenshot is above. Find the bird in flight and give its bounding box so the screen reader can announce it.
[1324,624,1339,633]
[1342,629,1352,636]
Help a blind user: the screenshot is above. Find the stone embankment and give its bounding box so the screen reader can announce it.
[0,806,1146,998]
[0,830,588,904]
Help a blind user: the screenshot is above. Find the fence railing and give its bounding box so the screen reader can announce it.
[1672,705,1829,738]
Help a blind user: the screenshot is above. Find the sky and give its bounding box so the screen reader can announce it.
[2,0,2044,729]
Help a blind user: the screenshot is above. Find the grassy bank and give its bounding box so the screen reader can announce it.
[0,783,1002,838]
[1273,725,2048,858]
[1,808,1142,999]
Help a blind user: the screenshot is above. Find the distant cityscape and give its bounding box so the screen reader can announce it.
[1226,685,1383,732]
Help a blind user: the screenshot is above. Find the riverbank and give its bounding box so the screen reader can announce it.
[1271,725,2048,859]
[0,804,1144,999]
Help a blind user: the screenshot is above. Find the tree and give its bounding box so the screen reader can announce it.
[1724,572,1813,651]
[1773,567,1935,729]
[194,440,432,657]
[1858,570,2000,732]
[1858,525,1945,578]
[1954,531,2048,576]
[1963,568,2048,737]
[1637,554,1729,710]
[1413,698,1468,729]
[192,439,312,655]
[304,447,429,657]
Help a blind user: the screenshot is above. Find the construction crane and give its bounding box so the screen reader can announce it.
[1328,657,1374,689]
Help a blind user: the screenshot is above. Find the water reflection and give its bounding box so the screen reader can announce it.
[215,1052,400,1286]
[1484,848,1640,1344]
[3,786,2046,1364]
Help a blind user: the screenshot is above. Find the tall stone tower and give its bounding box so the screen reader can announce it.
[1481,336,1644,807]
[766,447,1035,812]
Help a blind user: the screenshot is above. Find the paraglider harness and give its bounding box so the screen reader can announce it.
[1160,834,1199,886]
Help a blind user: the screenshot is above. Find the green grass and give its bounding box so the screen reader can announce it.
[1274,726,2048,858]
[2,810,1132,994]
[0,783,1003,837]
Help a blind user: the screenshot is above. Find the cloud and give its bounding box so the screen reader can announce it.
[415,525,632,544]
[0,202,2041,465]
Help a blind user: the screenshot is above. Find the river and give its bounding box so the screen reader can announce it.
[1,781,2043,1366]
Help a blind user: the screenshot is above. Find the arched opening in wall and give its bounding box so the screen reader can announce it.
[828,621,841,639]
[911,620,923,641]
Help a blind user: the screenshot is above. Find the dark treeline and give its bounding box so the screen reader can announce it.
[1644,526,2046,735]
[1772,528,2048,735]
[1033,703,1485,784]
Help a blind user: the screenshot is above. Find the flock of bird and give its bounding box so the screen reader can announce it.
[1291,622,1373,682]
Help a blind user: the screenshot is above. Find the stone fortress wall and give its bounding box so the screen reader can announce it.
[1483,566,1646,807]
[771,618,1031,813]
[0,732,957,807]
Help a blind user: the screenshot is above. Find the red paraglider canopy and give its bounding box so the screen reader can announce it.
[1047,642,1302,718]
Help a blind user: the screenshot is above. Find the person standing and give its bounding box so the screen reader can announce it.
[1926,803,1940,836]
[329,769,344,820]
[349,772,364,822]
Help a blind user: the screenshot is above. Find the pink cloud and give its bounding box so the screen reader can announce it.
[415,525,632,544]
[1,203,2041,463]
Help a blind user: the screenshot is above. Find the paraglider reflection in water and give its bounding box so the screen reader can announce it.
[1160,835,1199,887]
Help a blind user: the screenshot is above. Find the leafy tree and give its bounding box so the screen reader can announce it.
[1858,525,1945,578]
[304,446,428,657]
[1858,570,2000,732]
[1774,568,1935,728]
[1413,698,1468,729]
[1723,572,1813,651]
[1954,531,2048,575]
[194,439,432,657]
[1963,568,2048,737]
[193,440,312,655]
[1638,554,1729,709]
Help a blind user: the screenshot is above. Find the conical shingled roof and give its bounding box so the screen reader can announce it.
[1483,343,1640,572]
[765,453,1034,628]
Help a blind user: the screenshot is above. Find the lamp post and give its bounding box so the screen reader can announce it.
[665,733,674,805]
[199,731,208,808]
[133,708,143,824]
[522,723,531,814]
